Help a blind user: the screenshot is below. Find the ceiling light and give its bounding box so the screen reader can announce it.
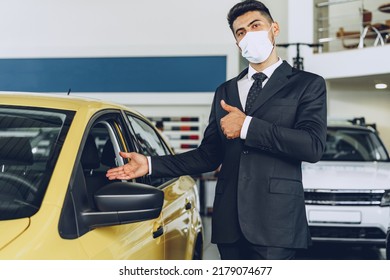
[375,83,388,90]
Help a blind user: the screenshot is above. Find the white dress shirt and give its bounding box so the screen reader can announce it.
[239,58,283,139]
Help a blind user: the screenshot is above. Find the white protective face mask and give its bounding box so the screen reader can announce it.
[238,27,274,64]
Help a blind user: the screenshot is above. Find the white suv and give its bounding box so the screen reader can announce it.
[302,119,390,259]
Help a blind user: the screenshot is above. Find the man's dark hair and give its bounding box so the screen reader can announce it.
[227,0,274,31]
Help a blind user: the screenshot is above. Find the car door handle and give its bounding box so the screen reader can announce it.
[185,201,192,210]
[153,226,164,239]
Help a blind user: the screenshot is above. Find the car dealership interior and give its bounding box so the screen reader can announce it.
[1,0,390,260]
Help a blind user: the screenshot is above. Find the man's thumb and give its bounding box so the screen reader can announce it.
[221,100,235,112]
[119,151,132,159]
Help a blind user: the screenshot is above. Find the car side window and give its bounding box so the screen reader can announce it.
[126,114,174,187]
[126,115,170,156]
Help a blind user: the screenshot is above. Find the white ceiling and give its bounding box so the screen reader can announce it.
[327,73,390,92]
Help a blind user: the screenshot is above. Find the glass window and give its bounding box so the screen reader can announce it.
[0,106,74,220]
[127,115,170,157]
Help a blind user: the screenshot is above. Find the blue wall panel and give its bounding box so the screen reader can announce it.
[0,56,226,93]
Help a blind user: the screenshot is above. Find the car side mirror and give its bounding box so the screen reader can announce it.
[82,182,164,229]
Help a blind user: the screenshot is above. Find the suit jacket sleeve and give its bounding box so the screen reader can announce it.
[150,93,224,178]
[245,75,327,163]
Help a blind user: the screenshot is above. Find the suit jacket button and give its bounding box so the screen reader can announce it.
[243,150,249,154]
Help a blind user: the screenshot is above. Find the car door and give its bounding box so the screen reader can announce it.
[125,113,196,259]
[59,111,165,259]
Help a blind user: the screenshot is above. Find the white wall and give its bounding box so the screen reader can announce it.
[0,0,288,57]
[0,0,235,54]
[0,0,238,117]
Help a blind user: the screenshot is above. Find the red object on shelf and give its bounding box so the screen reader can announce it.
[181,144,198,149]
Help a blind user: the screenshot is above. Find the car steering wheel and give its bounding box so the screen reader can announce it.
[0,173,37,193]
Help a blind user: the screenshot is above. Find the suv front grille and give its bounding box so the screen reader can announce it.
[304,189,385,206]
[309,226,386,239]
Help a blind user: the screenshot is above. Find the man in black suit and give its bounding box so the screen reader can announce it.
[106,0,327,260]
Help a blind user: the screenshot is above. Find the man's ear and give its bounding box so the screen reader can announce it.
[272,21,280,37]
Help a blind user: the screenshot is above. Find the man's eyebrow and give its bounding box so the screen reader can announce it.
[235,19,263,35]
[247,19,262,27]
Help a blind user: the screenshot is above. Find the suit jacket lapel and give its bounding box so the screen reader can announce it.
[248,61,293,115]
[226,68,248,112]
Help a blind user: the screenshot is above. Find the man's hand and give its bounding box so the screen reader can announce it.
[106,151,149,180]
[220,100,246,139]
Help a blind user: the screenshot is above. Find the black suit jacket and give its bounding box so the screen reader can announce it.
[152,61,327,249]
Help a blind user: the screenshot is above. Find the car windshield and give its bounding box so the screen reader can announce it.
[0,106,74,220]
[321,127,389,162]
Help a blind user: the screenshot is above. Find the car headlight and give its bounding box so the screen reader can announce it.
[381,190,390,206]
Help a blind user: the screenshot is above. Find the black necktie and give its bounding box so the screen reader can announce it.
[245,72,267,114]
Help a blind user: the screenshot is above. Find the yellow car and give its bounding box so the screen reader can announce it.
[0,93,203,259]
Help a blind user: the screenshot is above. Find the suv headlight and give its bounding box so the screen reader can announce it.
[381,190,390,206]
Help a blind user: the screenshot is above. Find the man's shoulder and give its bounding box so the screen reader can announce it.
[272,61,326,91]
[218,76,236,88]
[288,64,324,81]
[293,70,326,88]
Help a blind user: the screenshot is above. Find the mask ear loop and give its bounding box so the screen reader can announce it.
[269,24,274,33]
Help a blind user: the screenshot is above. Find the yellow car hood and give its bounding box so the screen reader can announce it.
[0,218,30,250]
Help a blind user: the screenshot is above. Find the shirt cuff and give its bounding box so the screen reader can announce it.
[240,116,252,139]
[147,156,152,175]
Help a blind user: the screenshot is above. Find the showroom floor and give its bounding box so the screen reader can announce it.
[201,216,386,260]
[201,216,220,260]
